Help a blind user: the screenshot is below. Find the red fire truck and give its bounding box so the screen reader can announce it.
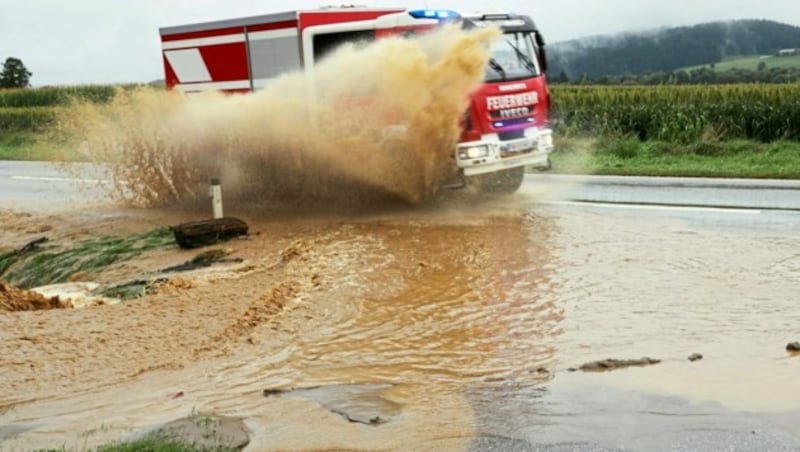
[159,6,553,193]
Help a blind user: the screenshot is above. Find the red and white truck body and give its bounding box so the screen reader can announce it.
[159,6,554,192]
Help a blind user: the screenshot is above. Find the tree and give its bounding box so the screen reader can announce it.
[0,57,33,88]
[553,70,570,84]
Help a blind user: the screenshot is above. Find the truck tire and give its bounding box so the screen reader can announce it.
[466,166,526,194]
[536,156,552,171]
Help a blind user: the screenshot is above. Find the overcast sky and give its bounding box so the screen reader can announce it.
[2,1,799,86]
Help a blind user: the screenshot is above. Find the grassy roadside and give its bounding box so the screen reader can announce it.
[40,435,239,452]
[40,438,226,452]
[549,136,800,179]
[36,414,245,452]
[0,132,52,161]
[3,134,800,179]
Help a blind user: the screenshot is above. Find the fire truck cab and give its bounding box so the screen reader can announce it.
[159,6,553,194]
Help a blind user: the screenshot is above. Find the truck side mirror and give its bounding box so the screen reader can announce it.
[534,31,548,73]
[538,47,548,73]
[534,31,546,47]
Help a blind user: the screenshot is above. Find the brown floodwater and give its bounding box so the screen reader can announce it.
[1,198,799,450]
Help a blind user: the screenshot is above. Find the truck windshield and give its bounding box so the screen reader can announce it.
[485,32,540,82]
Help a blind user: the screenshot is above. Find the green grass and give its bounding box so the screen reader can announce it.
[682,54,800,72]
[36,413,243,452]
[0,85,154,161]
[0,228,174,289]
[551,137,800,178]
[93,436,238,452]
[0,131,67,161]
[0,85,133,108]
[38,437,237,452]
[92,414,241,452]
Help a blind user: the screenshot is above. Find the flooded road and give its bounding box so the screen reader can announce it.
[1,192,799,450]
[473,203,800,450]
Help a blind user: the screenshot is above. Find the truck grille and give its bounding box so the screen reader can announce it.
[498,129,525,141]
[499,137,536,158]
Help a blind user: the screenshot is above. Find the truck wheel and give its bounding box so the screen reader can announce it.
[466,166,526,194]
[536,156,552,171]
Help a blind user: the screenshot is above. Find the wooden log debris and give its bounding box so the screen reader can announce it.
[170,218,249,249]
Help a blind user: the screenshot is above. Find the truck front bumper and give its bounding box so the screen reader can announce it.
[456,128,554,176]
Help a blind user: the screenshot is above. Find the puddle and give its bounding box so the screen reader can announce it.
[545,207,800,413]
[265,384,401,425]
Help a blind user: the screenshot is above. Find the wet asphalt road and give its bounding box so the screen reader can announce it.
[523,173,800,211]
[469,381,800,451]
[3,161,800,214]
[0,161,111,211]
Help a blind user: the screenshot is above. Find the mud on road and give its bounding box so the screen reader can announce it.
[0,205,407,403]
[0,282,71,312]
[2,198,800,451]
[0,199,556,450]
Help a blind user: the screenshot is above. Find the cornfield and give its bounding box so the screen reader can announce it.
[2,83,800,142]
[551,84,800,143]
[0,85,149,134]
[0,107,57,133]
[0,85,119,108]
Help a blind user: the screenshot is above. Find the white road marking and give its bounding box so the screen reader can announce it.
[11,175,116,184]
[542,200,763,215]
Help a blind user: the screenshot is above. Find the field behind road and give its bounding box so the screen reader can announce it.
[2,83,800,180]
[681,54,800,72]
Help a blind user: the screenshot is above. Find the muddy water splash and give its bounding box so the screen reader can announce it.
[61,26,499,207]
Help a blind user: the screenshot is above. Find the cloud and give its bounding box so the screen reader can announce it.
[1,0,798,86]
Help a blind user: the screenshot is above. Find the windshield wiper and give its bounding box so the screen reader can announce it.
[488,58,506,80]
[506,40,537,73]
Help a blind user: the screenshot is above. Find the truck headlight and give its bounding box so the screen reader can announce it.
[459,145,489,159]
[540,133,553,148]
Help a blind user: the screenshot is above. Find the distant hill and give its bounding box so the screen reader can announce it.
[548,19,800,80]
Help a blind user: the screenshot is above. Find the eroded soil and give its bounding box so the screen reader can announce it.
[0,207,331,406]
[0,282,71,312]
[0,200,553,450]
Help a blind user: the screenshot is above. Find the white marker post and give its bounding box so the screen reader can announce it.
[210,177,223,219]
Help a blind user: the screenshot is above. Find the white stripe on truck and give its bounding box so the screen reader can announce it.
[164,49,212,83]
[248,28,298,41]
[162,34,246,50]
[175,80,251,92]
